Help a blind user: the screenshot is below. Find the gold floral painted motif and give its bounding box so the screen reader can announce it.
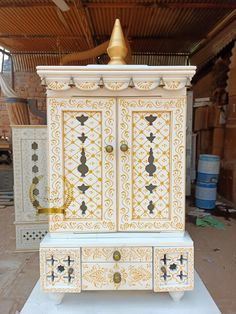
[154,247,194,292]
[82,247,152,262]
[134,81,158,90]
[104,81,128,91]
[47,81,70,91]
[82,262,152,290]
[163,81,181,90]
[75,82,99,90]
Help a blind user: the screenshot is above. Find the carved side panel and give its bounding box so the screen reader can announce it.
[82,262,152,290]
[12,126,48,223]
[16,223,48,251]
[154,247,194,292]
[118,98,186,232]
[47,98,116,232]
[40,248,81,293]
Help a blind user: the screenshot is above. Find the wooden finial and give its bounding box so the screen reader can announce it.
[107,19,128,65]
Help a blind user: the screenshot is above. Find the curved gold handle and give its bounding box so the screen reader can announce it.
[113,250,121,262]
[105,145,114,153]
[120,143,129,152]
[113,272,122,284]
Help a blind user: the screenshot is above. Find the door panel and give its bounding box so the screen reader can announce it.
[118,98,186,232]
[48,98,116,232]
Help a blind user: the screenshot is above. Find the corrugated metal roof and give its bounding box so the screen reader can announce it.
[11,52,189,71]
[0,0,235,69]
[11,52,95,71]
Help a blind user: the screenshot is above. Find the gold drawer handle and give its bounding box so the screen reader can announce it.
[105,145,114,153]
[113,250,121,261]
[120,143,129,152]
[113,272,122,284]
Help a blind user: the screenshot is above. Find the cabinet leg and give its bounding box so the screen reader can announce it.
[169,291,185,302]
[48,292,65,305]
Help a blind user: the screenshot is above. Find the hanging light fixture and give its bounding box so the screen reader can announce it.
[185,77,192,88]
[128,78,135,88]
[158,77,165,87]
[68,77,75,87]
[98,77,104,88]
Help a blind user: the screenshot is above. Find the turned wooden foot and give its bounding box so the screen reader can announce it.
[169,291,185,302]
[48,292,65,305]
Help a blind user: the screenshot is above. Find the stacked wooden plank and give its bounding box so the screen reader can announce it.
[219,42,236,205]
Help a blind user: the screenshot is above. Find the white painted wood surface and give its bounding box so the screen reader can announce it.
[20,272,221,314]
[12,126,48,250]
[36,65,196,296]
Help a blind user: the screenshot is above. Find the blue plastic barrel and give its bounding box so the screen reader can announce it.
[195,181,217,209]
[197,154,220,183]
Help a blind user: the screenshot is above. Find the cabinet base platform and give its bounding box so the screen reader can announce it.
[40,232,194,294]
[21,271,220,314]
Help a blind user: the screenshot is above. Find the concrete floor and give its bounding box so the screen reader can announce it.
[0,205,235,314]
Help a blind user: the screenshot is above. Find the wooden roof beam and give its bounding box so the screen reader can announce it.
[84,2,236,9]
[71,0,94,49]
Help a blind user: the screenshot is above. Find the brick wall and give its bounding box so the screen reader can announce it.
[0,71,46,140]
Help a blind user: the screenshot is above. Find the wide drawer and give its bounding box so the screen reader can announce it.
[82,247,152,263]
[82,262,153,290]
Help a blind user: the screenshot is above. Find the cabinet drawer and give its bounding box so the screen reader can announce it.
[82,262,153,290]
[82,247,152,263]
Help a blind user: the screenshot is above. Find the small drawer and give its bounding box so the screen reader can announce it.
[82,247,152,263]
[82,262,153,290]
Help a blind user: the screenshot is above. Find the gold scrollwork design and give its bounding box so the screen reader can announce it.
[163,81,182,90]
[29,175,74,215]
[47,81,70,91]
[75,81,99,90]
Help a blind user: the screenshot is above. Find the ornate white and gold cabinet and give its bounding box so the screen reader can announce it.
[37,63,195,303]
[37,16,196,302]
[12,126,48,250]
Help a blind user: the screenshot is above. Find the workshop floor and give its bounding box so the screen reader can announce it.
[0,205,235,314]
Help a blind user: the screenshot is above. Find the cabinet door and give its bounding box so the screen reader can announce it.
[118,98,186,232]
[48,98,116,232]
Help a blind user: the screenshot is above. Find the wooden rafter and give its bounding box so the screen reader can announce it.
[1,1,236,9]
[71,0,94,49]
[84,2,236,9]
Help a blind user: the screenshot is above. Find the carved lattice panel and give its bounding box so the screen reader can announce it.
[132,111,171,220]
[154,247,194,292]
[48,98,116,232]
[118,98,186,232]
[12,126,48,222]
[63,111,103,220]
[40,248,81,292]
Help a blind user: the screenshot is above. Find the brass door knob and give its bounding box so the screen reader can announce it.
[105,145,114,153]
[120,143,129,152]
[113,272,122,284]
[113,250,121,261]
